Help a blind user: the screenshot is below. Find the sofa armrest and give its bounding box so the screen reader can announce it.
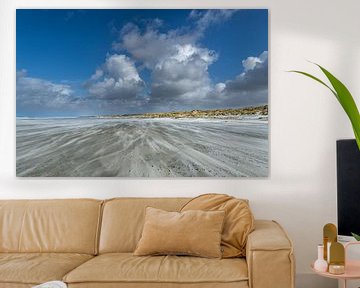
[246,220,295,288]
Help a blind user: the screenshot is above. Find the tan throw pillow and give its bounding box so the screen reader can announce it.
[181,194,254,258]
[134,207,225,258]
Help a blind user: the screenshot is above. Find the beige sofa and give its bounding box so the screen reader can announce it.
[0,198,295,288]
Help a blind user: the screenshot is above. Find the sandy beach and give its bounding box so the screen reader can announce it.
[16,117,268,177]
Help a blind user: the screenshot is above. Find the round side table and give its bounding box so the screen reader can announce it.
[311,242,360,288]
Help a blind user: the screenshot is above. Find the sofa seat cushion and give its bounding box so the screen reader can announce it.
[64,253,248,285]
[0,253,93,285]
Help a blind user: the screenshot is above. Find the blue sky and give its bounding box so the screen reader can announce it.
[16,9,268,117]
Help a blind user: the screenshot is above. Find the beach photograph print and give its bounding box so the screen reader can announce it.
[16,9,269,177]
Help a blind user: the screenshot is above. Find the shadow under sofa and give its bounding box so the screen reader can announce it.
[0,198,295,288]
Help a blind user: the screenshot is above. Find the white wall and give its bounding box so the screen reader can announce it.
[1,0,360,287]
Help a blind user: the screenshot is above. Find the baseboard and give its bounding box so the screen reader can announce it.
[296,273,337,288]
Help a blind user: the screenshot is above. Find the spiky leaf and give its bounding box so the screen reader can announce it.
[351,232,360,241]
[290,64,360,150]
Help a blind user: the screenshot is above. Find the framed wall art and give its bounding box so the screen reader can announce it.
[16,9,268,177]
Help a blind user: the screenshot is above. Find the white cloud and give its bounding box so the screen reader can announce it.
[213,51,268,107]
[86,54,144,101]
[259,51,268,62]
[170,44,216,63]
[242,57,261,71]
[116,10,237,70]
[150,44,216,108]
[215,83,226,93]
[16,70,76,109]
[113,19,221,111]
[110,12,266,112]
[116,23,196,70]
[242,51,268,71]
[190,10,237,33]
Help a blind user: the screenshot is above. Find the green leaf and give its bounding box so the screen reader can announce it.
[289,64,360,150]
[351,232,360,241]
[288,70,337,98]
[316,65,360,147]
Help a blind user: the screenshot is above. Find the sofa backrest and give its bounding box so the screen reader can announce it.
[99,197,190,253]
[0,199,102,255]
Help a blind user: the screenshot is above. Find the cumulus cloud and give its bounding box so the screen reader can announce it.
[215,83,226,93]
[242,51,268,71]
[117,10,237,69]
[116,22,197,70]
[113,16,224,111]
[16,70,79,114]
[242,57,261,71]
[150,44,217,109]
[85,54,145,102]
[110,12,266,112]
[213,51,268,107]
[224,51,268,93]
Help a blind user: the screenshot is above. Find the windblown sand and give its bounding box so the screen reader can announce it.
[16,118,268,177]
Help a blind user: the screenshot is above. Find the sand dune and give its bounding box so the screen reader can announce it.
[16,118,268,177]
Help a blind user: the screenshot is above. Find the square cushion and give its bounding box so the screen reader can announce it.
[134,207,225,258]
[64,253,248,285]
[0,253,93,285]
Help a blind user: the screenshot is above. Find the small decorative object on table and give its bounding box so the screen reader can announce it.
[32,281,67,288]
[329,242,345,274]
[321,223,345,274]
[314,244,328,272]
[323,223,337,263]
